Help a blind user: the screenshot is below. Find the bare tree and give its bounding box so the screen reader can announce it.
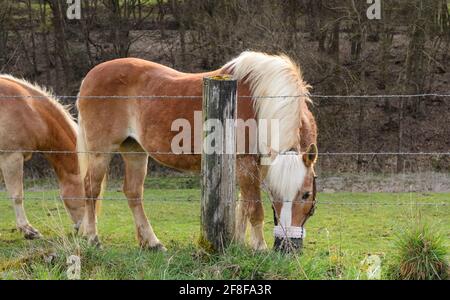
[0,0,12,71]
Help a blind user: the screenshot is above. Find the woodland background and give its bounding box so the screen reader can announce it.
[0,0,449,178]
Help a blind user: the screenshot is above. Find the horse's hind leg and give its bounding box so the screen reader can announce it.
[0,153,41,239]
[81,153,111,246]
[122,153,166,251]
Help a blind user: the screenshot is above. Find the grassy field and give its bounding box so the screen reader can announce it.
[0,177,449,280]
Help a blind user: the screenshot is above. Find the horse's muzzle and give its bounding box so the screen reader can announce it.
[273,237,303,253]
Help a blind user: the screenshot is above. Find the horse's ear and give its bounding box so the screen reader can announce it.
[303,144,318,167]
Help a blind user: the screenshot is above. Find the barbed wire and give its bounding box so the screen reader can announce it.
[0,93,448,210]
[0,149,449,156]
[0,195,448,206]
[0,93,450,100]
[0,92,447,267]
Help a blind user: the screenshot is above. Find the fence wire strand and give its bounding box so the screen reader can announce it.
[0,195,448,206]
[0,93,450,100]
[0,149,449,156]
[0,95,448,230]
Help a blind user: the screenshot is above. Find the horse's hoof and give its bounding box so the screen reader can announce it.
[20,225,42,240]
[147,243,167,252]
[73,221,82,234]
[88,235,102,248]
[251,240,268,251]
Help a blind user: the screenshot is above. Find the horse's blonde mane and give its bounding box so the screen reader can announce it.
[223,51,311,153]
[0,74,76,130]
[223,51,313,198]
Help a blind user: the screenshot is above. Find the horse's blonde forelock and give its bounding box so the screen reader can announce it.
[266,152,307,202]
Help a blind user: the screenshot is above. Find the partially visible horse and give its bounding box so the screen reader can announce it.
[77,51,318,252]
[0,75,85,239]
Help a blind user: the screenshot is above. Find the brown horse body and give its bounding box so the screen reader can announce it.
[0,75,85,238]
[78,52,318,251]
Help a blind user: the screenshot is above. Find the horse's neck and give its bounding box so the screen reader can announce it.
[4,76,81,182]
[39,114,84,204]
[43,137,78,173]
[37,106,80,180]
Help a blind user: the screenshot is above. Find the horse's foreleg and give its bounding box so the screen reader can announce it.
[0,153,41,239]
[235,192,248,244]
[81,153,111,246]
[122,153,166,251]
[248,205,267,251]
[237,157,267,251]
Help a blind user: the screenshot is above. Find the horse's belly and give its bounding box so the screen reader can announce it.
[148,153,201,173]
[137,101,203,172]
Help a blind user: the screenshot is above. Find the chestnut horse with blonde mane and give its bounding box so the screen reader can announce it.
[77,51,318,252]
[0,75,85,239]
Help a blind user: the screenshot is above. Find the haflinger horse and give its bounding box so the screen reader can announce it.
[0,75,85,239]
[77,51,318,253]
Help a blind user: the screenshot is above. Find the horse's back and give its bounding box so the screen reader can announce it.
[0,77,47,150]
[76,58,211,155]
[79,58,183,97]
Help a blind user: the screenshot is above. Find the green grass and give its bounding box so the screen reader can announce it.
[0,181,449,279]
[386,224,449,280]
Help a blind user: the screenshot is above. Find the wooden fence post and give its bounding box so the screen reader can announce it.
[200,75,237,253]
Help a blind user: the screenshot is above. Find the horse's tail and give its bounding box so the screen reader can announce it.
[77,113,104,215]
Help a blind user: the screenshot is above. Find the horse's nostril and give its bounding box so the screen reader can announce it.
[274,237,303,253]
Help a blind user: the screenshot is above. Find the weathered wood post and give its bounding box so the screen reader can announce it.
[200,75,237,253]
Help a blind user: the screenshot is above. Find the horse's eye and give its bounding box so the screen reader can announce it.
[302,192,311,200]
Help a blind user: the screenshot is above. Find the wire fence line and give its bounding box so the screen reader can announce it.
[1,93,448,156]
[0,151,447,206]
[1,93,450,100]
[0,149,449,156]
[0,195,448,206]
[0,93,448,208]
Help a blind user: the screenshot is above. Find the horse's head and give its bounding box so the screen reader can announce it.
[59,172,86,231]
[266,143,318,253]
